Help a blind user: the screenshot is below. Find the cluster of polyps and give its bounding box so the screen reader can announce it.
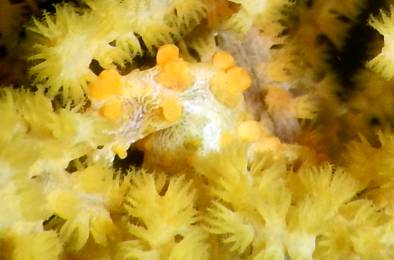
[85,44,281,168]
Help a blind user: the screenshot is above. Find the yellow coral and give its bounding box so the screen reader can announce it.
[236,120,263,142]
[118,171,209,259]
[4,223,62,260]
[225,0,291,34]
[28,0,207,102]
[368,6,394,79]
[4,0,394,258]
[345,132,394,187]
[43,165,127,251]
[124,173,197,247]
[156,44,180,65]
[28,4,98,102]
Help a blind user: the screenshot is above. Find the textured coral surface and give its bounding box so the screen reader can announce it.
[2,0,394,259]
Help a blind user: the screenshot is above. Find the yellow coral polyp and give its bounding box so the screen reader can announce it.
[88,69,123,100]
[99,100,123,121]
[237,120,263,142]
[156,44,180,65]
[7,1,394,258]
[156,60,194,91]
[263,58,293,83]
[368,6,394,79]
[161,97,183,122]
[293,95,318,120]
[47,190,80,220]
[212,50,236,70]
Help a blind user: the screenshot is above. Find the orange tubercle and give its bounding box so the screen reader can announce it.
[209,71,242,108]
[156,60,194,91]
[99,100,122,121]
[161,97,183,122]
[156,44,180,65]
[88,69,123,100]
[227,67,251,91]
[212,50,235,71]
[209,65,252,108]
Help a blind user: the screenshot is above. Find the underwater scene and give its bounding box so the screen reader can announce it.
[1,0,394,259]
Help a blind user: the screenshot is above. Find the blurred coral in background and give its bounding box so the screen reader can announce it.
[2,0,394,259]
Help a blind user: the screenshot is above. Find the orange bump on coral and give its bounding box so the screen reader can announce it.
[212,50,235,70]
[99,100,122,121]
[209,68,251,108]
[161,96,183,122]
[156,60,194,91]
[156,44,180,65]
[210,75,242,107]
[227,67,251,91]
[88,69,123,100]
